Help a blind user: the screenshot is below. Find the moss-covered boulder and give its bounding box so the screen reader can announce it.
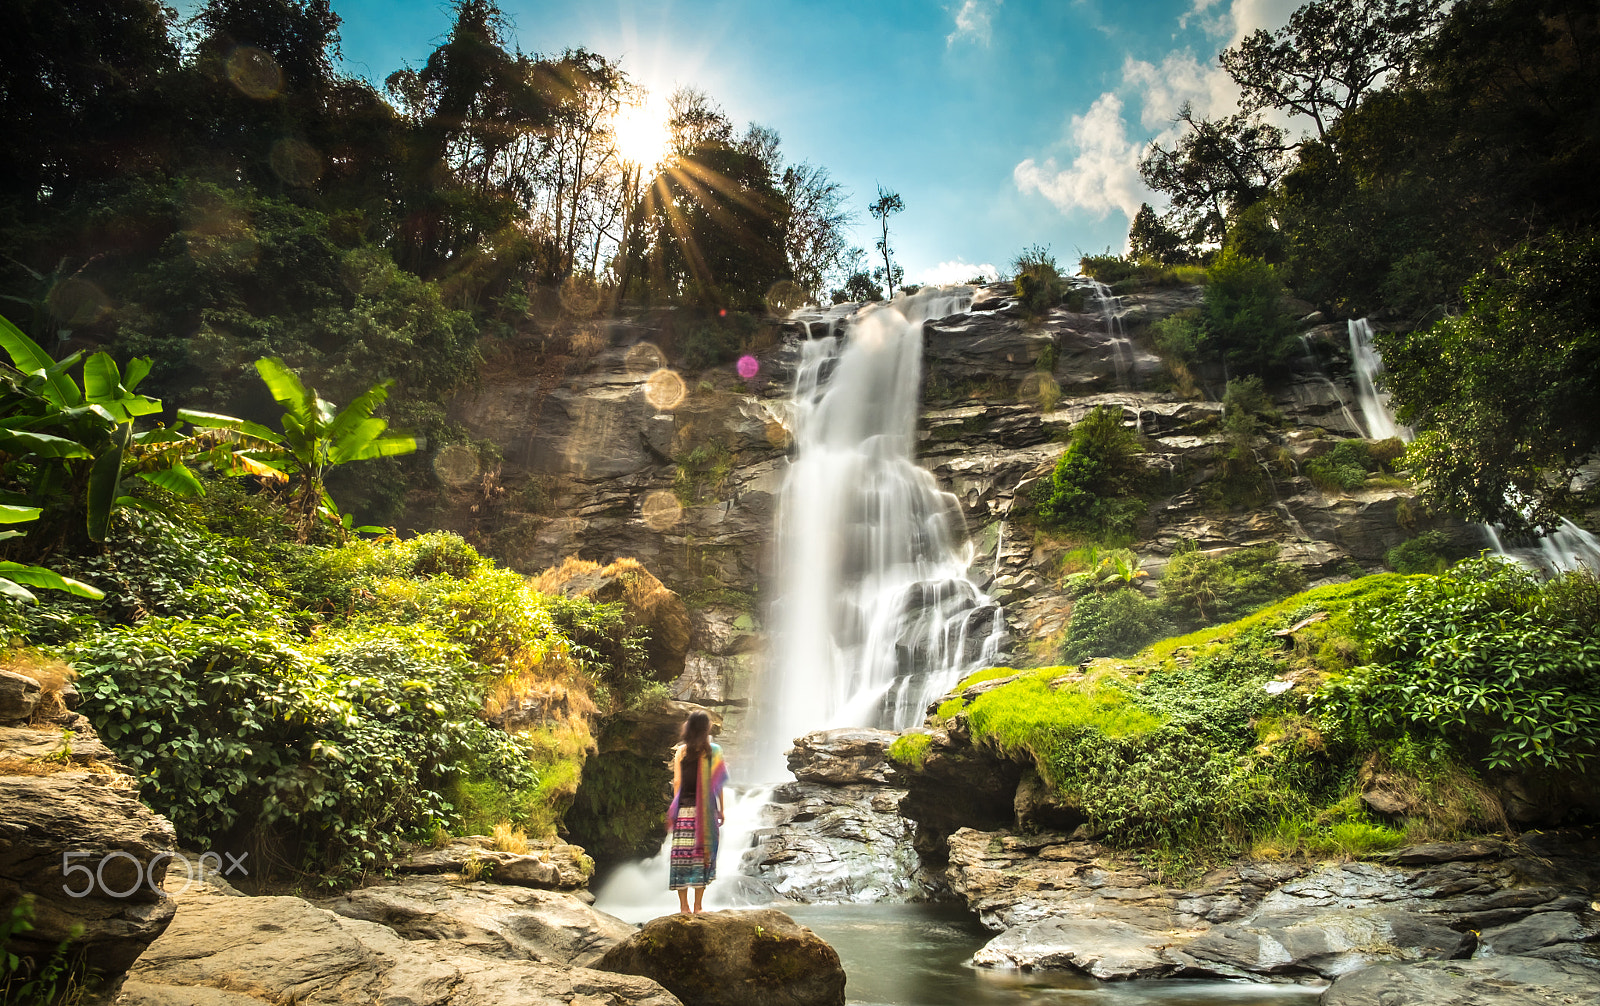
[594,908,845,1006]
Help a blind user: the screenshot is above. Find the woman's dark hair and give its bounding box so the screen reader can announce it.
[682,710,712,765]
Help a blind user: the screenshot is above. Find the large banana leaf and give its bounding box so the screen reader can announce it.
[0,561,104,600]
[137,462,204,496]
[86,423,133,542]
[324,381,393,444]
[0,430,93,458]
[335,433,417,463]
[0,504,41,523]
[254,357,312,421]
[0,315,80,407]
[83,352,163,419]
[176,408,283,444]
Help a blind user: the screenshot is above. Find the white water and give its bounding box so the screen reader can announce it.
[1346,319,1410,441]
[751,288,1007,780]
[1347,317,1600,573]
[1086,279,1137,388]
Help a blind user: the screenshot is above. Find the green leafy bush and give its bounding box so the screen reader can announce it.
[1202,249,1298,372]
[1012,245,1065,315]
[1159,544,1306,626]
[1033,406,1147,534]
[1319,558,1600,773]
[1077,253,1205,289]
[1060,590,1174,663]
[1306,439,1379,491]
[1385,530,1458,574]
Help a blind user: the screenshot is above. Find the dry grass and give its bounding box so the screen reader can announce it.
[491,821,529,854]
[4,650,77,725]
[0,756,127,780]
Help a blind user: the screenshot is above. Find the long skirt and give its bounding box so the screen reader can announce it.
[668,804,715,890]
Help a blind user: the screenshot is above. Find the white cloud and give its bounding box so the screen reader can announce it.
[947,0,1001,47]
[1012,93,1150,222]
[1010,0,1306,233]
[919,260,1000,286]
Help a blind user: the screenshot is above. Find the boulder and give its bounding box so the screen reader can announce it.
[322,878,638,968]
[971,918,1181,980]
[786,728,899,786]
[1320,957,1600,1006]
[395,837,594,890]
[1474,912,1600,958]
[748,781,929,903]
[0,724,176,981]
[594,909,844,1006]
[0,669,41,724]
[1184,907,1473,979]
[121,889,680,1006]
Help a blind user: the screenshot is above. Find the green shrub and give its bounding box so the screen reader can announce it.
[1385,530,1458,574]
[1151,309,1204,364]
[1202,248,1298,373]
[1060,590,1175,663]
[1033,406,1147,534]
[1305,438,1399,492]
[1078,253,1204,288]
[1012,244,1065,315]
[680,311,760,370]
[1318,558,1600,773]
[1159,545,1306,627]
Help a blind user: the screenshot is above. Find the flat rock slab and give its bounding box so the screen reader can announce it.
[397,837,594,890]
[595,908,844,1006]
[1185,908,1472,979]
[323,878,638,968]
[971,918,1184,980]
[119,890,680,1006]
[1320,957,1600,1006]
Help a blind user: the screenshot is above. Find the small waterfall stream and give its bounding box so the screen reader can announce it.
[1347,319,1600,572]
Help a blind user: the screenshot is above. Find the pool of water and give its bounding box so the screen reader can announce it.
[781,903,1325,1006]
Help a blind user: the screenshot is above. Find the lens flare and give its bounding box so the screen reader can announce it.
[269,138,322,187]
[644,368,686,411]
[226,47,284,99]
[1017,371,1061,410]
[625,342,666,374]
[641,490,684,530]
[432,443,480,487]
[613,94,671,170]
[736,355,760,380]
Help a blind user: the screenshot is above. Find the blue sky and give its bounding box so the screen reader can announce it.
[187,0,1301,283]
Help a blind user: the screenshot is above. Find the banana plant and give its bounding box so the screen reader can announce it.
[0,502,103,602]
[181,357,416,542]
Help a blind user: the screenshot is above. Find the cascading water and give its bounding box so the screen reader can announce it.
[752,288,1006,780]
[1347,318,1600,573]
[1086,279,1136,388]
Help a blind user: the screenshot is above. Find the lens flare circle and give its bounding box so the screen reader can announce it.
[736,355,760,380]
[643,368,686,411]
[641,490,684,530]
[432,443,480,487]
[226,47,284,99]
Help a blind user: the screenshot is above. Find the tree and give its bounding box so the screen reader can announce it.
[1127,203,1188,264]
[1138,106,1287,250]
[868,186,904,299]
[1033,406,1146,534]
[1378,230,1600,533]
[782,163,854,303]
[1220,0,1448,149]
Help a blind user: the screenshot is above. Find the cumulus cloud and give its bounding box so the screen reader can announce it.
[947,0,1001,47]
[919,260,1000,286]
[1011,0,1304,231]
[1012,93,1150,222]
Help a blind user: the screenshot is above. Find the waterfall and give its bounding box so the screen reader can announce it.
[1346,319,1409,441]
[751,288,1006,781]
[1347,317,1600,574]
[1086,279,1135,387]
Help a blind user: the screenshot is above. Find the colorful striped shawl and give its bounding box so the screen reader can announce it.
[668,743,728,857]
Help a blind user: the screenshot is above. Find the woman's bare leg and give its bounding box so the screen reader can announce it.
[692,886,705,912]
[677,888,690,914]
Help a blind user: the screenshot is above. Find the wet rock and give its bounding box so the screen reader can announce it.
[1388,840,1508,865]
[594,908,844,1006]
[748,781,928,903]
[786,728,899,786]
[122,889,678,1006]
[395,837,594,890]
[896,733,1023,859]
[1320,957,1600,1006]
[971,918,1181,979]
[322,878,637,968]
[1474,912,1600,958]
[0,723,176,981]
[691,606,762,656]
[673,652,757,706]
[1185,908,1472,979]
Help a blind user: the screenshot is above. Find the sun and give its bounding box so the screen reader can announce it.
[613,94,672,171]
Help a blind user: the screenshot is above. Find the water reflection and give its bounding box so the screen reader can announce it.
[783,904,1323,1006]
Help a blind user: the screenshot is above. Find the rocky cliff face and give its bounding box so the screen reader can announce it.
[436,285,1464,688]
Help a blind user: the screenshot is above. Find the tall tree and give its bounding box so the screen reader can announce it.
[782,163,854,303]
[1138,106,1286,249]
[869,186,904,299]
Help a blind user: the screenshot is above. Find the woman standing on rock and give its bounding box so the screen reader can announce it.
[668,710,727,913]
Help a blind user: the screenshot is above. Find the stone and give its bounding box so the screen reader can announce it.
[786,728,899,786]
[395,837,594,890]
[1389,841,1507,865]
[971,918,1181,980]
[594,908,844,1006]
[1474,912,1600,958]
[1320,957,1600,1006]
[322,878,638,968]
[1,725,177,981]
[0,669,41,724]
[748,781,928,903]
[1012,767,1085,833]
[121,889,679,1006]
[1185,908,1472,979]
